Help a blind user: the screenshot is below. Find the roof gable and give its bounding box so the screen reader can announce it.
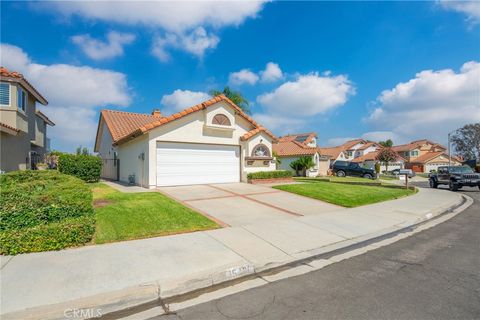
[96,95,273,147]
[0,67,48,105]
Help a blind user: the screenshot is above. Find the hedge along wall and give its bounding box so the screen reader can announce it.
[58,154,102,183]
[247,170,293,180]
[0,171,95,255]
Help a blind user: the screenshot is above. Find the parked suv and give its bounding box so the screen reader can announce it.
[332,161,376,179]
[429,166,480,191]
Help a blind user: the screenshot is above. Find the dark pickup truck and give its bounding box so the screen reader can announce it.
[332,161,376,179]
[429,166,480,191]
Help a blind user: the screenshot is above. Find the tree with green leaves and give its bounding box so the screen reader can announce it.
[273,151,282,169]
[451,123,480,160]
[76,146,90,156]
[379,139,394,147]
[290,156,315,177]
[375,147,398,173]
[209,86,251,114]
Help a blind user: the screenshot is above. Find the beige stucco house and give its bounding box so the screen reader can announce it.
[94,95,277,188]
[392,139,460,172]
[273,132,330,177]
[0,67,55,172]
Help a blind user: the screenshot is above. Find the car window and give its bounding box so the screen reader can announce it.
[449,166,474,173]
[349,163,359,168]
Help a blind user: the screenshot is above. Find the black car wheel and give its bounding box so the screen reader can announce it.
[449,181,458,191]
[363,173,372,179]
[336,170,346,177]
[429,179,438,189]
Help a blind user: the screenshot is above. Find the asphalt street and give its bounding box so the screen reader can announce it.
[156,184,480,320]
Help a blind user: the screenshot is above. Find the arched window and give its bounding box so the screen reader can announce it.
[212,114,231,126]
[251,144,270,157]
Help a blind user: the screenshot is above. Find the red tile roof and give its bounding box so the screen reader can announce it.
[0,122,20,133]
[0,67,48,105]
[98,95,273,147]
[317,146,345,159]
[351,150,406,163]
[409,152,459,164]
[100,109,158,143]
[273,140,319,156]
[241,127,277,142]
[278,132,317,145]
[392,139,445,152]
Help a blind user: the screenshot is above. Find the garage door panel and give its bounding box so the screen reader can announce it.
[156,142,240,186]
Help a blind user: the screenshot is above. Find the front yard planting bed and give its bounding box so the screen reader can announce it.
[0,171,95,255]
[92,183,219,244]
[274,181,416,208]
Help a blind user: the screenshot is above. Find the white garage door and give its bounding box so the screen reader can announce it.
[156,142,240,186]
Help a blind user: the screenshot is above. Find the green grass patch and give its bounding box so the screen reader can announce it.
[294,176,383,185]
[379,174,399,180]
[92,183,219,244]
[274,181,416,208]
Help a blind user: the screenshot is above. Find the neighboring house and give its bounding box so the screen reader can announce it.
[351,150,405,172]
[318,139,381,163]
[0,67,55,172]
[94,95,277,188]
[392,139,458,172]
[273,132,330,176]
[405,152,462,173]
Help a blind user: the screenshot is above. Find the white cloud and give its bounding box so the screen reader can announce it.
[439,0,480,24]
[160,89,211,114]
[0,43,131,152]
[39,1,267,61]
[71,31,135,60]
[228,69,259,86]
[257,72,355,116]
[326,137,357,146]
[252,114,305,133]
[152,27,219,62]
[367,61,480,144]
[260,62,283,83]
[361,131,400,143]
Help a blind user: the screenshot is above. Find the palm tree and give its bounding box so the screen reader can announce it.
[209,86,251,114]
[299,156,315,177]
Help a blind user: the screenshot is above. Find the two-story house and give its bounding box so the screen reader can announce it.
[392,139,461,173]
[0,67,55,172]
[273,132,331,176]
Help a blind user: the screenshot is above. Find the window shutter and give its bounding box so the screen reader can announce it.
[0,83,9,106]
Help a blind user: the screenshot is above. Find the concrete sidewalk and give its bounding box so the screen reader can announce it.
[0,188,465,319]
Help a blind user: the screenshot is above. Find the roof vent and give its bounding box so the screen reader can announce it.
[152,109,162,117]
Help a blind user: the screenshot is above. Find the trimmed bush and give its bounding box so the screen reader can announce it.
[0,171,95,255]
[0,216,95,255]
[247,170,293,180]
[58,153,102,182]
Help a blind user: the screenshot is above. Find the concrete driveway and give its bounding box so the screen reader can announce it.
[157,183,341,227]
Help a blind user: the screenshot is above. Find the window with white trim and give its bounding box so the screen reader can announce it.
[17,87,26,112]
[0,83,10,106]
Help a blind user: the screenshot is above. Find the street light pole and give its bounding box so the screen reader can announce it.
[447,128,459,167]
[448,132,451,167]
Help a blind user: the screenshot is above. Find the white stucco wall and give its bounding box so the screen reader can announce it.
[118,134,149,187]
[244,131,276,175]
[97,121,116,159]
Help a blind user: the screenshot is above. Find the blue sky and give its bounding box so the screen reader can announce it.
[1,1,479,152]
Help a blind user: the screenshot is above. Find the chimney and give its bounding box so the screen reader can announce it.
[152,109,162,117]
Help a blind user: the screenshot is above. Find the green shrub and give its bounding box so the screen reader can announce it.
[247,170,292,180]
[0,216,95,255]
[0,171,95,254]
[58,154,102,182]
[0,171,93,231]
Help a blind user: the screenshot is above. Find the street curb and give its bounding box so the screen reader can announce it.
[2,193,471,320]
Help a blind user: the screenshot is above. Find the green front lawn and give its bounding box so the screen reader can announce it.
[274,181,415,208]
[92,183,219,244]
